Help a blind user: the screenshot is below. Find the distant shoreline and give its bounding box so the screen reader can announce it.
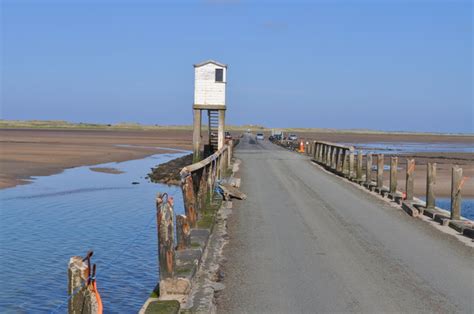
[1,119,472,136]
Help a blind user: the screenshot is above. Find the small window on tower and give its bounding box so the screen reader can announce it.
[215,68,224,82]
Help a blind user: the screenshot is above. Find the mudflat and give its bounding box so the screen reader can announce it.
[1,128,472,197]
[0,128,192,189]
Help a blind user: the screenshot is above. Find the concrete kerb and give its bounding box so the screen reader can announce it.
[309,157,474,246]
[180,159,242,312]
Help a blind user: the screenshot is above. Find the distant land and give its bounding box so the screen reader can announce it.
[1,120,472,136]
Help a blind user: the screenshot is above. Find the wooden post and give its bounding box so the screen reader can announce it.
[405,159,415,201]
[426,163,436,209]
[349,150,355,178]
[192,109,202,162]
[342,150,348,174]
[332,147,337,169]
[68,254,101,314]
[207,162,213,199]
[450,166,462,220]
[181,175,197,227]
[357,151,363,180]
[366,153,373,185]
[377,154,384,189]
[68,256,88,313]
[390,156,398,194]
[176,215,191,250]
[218,110,226,150]
[323,145,328,164]
[197,167,208,210]
[227,141,233,167]
[336,148,342,173]
[156,193,175,280]
[326,145,331,166]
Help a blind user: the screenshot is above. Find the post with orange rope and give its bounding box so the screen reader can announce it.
[450,166,463,220]
[68,251,103,314]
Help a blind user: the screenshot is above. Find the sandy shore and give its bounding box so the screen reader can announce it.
[294,131,473,198]
[0,128,192,189]
[1,128,472,198]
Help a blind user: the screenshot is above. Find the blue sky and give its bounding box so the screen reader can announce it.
[1,0,472,133]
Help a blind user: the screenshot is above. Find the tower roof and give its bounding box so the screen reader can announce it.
[193,60,227,68]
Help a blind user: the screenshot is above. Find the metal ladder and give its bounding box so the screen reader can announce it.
[208,110,219,153]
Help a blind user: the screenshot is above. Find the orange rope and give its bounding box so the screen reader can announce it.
[92,281,103,314]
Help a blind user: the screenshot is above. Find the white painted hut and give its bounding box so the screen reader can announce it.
[193,60,227,109]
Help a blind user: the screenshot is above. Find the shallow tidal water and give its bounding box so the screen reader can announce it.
[0,152,187,313]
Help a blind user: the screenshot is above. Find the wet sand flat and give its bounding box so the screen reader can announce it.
[0,128,192,189]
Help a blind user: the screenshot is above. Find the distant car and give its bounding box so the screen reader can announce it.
[256,133,265,140]
[225,131,232,140]
[288,134,298,141]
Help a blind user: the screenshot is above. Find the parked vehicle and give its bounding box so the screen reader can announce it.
[288,134,298,141]
[256,133,265,140]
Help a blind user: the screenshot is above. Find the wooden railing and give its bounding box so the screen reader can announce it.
[304,140,472,238]
[308,141,355,176]
[179,140,235,227]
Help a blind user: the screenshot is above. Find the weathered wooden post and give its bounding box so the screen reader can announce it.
[450,166,463,220]
[156,193,175,280]
[337,148,343,173]
[335,148,340,172]
[390,156,398,194]
[342,150,348,175]
[181,174,197,227]
[197,167,208,210]
[318,143,323,161]
[176,215,191,250]
[405,159,415,201]
[227,141,233,167]
[365,153,373,185]
[68,252,101,314]
[316,143,322,162]
[426,163,436,209]
[377,154,384,189]
[326,145,331,166]
[324,144,329,165]
[332,147,337,170]
[349,150,355,178]
[68,256,88,313]
[357,151,363,181]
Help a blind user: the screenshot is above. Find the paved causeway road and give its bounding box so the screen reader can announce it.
[217,134,473,313]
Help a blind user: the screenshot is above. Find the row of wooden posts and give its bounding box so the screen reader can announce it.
[157,140,235,281]
[305,141,465,220]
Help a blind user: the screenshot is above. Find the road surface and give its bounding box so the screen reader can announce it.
[217,134,473,313]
